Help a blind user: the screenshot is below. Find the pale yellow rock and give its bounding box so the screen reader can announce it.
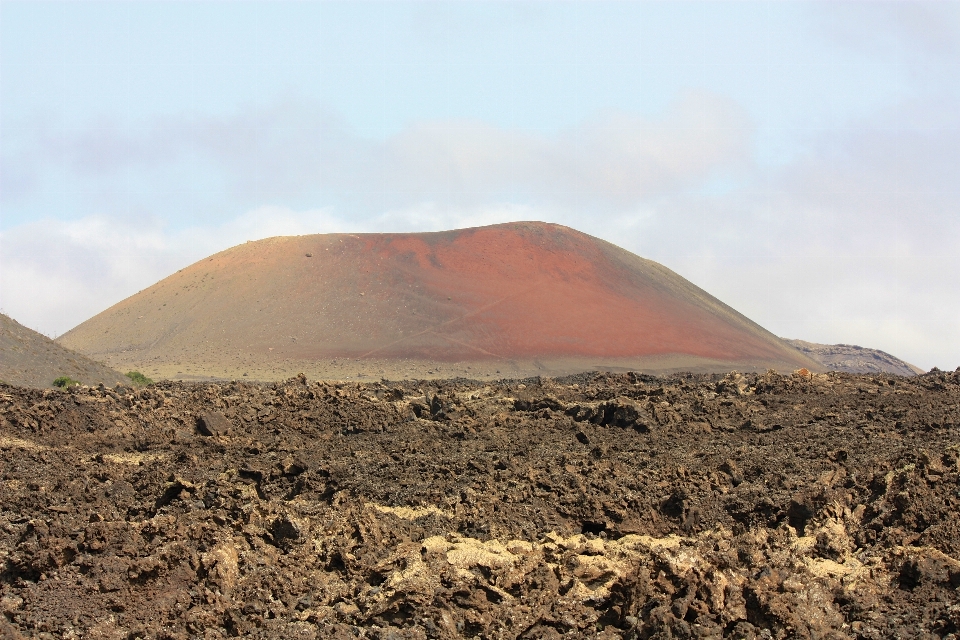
[793,536,817,554]
[101,452,165,465]
[446,537,519,569]
[385,549,433,591]
[0,436,46,451]
[202,542,239,592]
[506,540,535,555]
[367,502,452,520]
[421,535,451,555]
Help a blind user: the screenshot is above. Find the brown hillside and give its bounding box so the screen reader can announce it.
[58,222,819,380]
[784,339,925,376]
[0,314,128,388]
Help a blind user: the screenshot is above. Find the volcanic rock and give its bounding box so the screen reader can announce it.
[1,369,959,637]
[196,411,232,436]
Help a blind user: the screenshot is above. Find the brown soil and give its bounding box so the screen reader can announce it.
[0,314,128,389]
[2,368,959,639]
[57,223,819,381]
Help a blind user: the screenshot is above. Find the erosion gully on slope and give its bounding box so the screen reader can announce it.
[1,368,960,639]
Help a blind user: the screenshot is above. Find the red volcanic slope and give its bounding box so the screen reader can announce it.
[59,222,816,375]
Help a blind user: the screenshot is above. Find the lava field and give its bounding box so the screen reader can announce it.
[2,368,960,639]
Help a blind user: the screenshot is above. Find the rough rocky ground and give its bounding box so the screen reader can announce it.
[2,368,960,639]
[0,314,127,389]
[783,339,924,377]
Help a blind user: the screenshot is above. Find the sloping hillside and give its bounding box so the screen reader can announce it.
[59,222,819,381]
[0,314,128,388]
[784,339,924,376]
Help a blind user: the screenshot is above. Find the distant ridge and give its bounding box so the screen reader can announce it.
[59,222,821,381]
[0,314,128,388]
[784,339,924,377]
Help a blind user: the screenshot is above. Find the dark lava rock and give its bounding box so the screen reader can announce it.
[196,410,231,436]
[0,368,958,638]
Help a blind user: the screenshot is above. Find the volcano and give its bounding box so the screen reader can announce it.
[58,222,818,380]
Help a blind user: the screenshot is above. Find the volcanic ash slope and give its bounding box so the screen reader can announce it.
[784,339,925,376]
[0,313,128,389]
[58,222,819,381]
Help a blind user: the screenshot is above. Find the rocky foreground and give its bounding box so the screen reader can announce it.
[2,368,960,639]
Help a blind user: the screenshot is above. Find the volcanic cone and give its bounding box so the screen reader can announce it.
[58,222,818,380]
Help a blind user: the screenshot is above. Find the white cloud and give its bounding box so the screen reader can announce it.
[666,252,957,373]
[1,92,751,219]
[620,100,960,371]
[377,91,750,208]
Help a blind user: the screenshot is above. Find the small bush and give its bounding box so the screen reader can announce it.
[126,371,153,386]
[53,376,80,388]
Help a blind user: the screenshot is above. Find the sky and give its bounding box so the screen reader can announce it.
[1,1,958,370]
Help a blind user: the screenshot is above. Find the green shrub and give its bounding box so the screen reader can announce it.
[53,376,80,388]
[126,371,153,386]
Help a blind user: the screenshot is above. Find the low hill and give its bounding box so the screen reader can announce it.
[58,222,820,380]
[784,339,924,376]
[0,314,128,388]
